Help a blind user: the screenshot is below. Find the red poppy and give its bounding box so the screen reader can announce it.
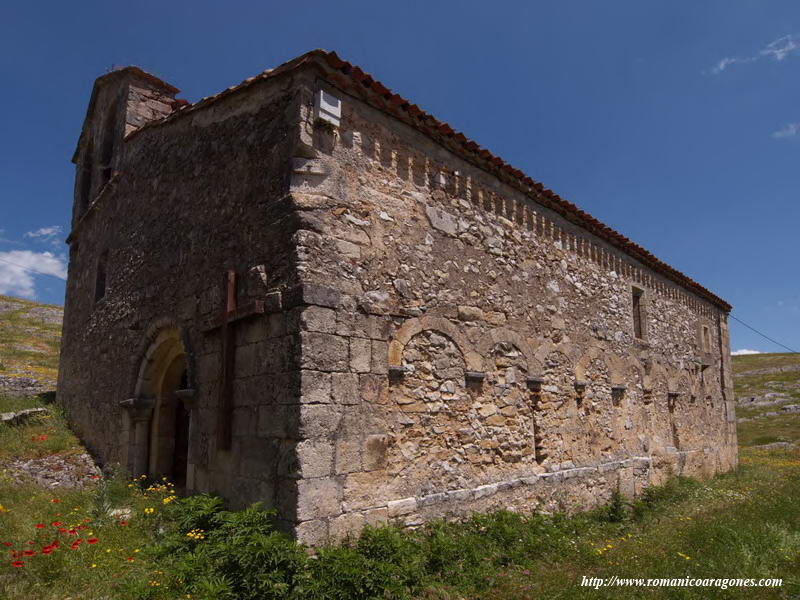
[10,560,23,568]
[2,542,11,547]
[22,550,36,557]
[39,434,48,441]
[50,540,59,549]
[126,556,134,562]
[89,474,99,480]
[77,525,87,530]
[41,546,54,555]
[67,529,77,536]
[50,499,60,504]
[69,539,82,550]
[118,521,128,527]
[82,518,90,523]
[87,538,98,545]
[25,541,34,545]
[58,528,67,534]
[31,436,36,441]
[50,521,61,527]
[35,523,45,529]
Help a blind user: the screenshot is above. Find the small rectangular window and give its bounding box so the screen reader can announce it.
[94,250,108,303]
[632,287,644,339]
[702,325,711,353]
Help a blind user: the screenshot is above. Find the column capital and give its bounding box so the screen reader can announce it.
[175,389,198,410]
[120,397,154,422]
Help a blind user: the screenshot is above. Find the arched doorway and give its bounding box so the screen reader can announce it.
[128,326,193,489]
[148,355,190,487]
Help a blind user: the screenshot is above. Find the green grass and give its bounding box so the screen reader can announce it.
[732,353,800,400]
[0,295,62,384]
[732,353,800,375]
[1,393,799,599]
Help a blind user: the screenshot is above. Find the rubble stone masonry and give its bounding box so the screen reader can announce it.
[59,52,736,545]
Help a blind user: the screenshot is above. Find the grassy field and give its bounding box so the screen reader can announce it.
[0,392,798,599]
[0,295,62,386]
[1,321,799,598]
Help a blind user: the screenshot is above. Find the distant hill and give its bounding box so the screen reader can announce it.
[733,352,800,446]
[0,295,63,395]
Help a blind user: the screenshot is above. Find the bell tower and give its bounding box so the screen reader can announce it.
[71,67,180,230]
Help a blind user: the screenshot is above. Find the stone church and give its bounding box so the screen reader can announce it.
[58,50,737,544]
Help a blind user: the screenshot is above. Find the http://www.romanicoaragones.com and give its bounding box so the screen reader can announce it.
[581,575,782,591]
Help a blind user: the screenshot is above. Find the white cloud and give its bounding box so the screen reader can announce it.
[771,122,800,139]
[0,250,67,299]
[24,225,63,245]
[732,348,762,356]
[711,34,800,74]
[761,34,800,61]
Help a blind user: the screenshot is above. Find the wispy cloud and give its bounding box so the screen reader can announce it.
[24,225,63,245]
[0,250,67,299]
[771,122,800,139]
[711,34,800,74]
[732,348,762,356]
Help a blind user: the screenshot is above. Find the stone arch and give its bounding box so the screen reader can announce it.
[476,328,541,374]
[124,320,196,488]
[130,317,197,395]
[388,315,482,371]
[644,361,671,395]
[574,346,623,384]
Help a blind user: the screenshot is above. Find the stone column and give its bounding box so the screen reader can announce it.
[119,397,154,477]
[175,389,197,490]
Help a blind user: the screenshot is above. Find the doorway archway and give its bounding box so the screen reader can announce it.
[127,326,193,489]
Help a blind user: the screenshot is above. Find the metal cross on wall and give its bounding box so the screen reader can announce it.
[201,270,266,450]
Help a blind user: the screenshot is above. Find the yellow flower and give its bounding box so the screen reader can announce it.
[91,564,97,568]
[0,504,8,513]
[144,507,155,515]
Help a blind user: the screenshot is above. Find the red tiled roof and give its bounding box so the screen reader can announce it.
[127,50,731,312]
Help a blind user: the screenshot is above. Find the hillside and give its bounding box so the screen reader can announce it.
[733,352,800,447]
[0,295,63,396]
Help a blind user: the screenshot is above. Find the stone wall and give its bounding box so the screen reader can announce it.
[284,71,737,543]
[60,59,736,546]
[58,69,308,529]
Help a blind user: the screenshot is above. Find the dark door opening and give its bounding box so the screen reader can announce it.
[171,369,190,489]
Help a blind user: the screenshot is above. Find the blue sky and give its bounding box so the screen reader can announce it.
[0,1,797,354]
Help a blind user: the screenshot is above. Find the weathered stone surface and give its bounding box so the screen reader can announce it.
[59,54,736,548]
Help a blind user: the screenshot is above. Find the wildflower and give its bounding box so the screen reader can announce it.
[144,507,155,515]
[87,538,98,545]
[91,563,97,568]
[134,548,140,553]
[89,475,99,480]
[126,556,135,562]
[0,504,8,513]
[118,521,128,527]
[50,498,60,504]
[70,539,83,550]
[10,560,23,567]
[50,541,59,549]
[2,542,12,547]
[41,546,54,555]
[35,523,45,529]
[39,434,48,441]
[51,521,61,527]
